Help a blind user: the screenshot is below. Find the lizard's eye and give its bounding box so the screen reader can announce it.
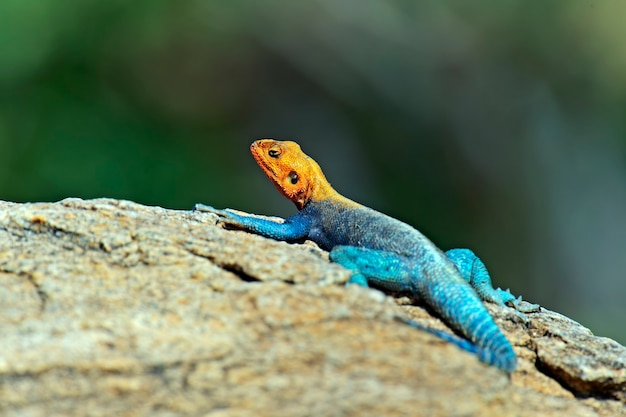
[268,147,281,158]
[288,171,299,184]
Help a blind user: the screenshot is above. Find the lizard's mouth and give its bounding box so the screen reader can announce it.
[250,141,279,183]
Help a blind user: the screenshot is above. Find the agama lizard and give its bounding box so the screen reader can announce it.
[195,139,539,372]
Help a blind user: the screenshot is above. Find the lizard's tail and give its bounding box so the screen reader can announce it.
[414,272,517,373]
[467,314,517,372]
[396,316,516,372]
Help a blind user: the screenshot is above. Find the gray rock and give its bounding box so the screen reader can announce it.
[0,198,624,417]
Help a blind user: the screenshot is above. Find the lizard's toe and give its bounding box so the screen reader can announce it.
[193,203,217,213]
[194,204,231,217]
[511,297,541,314]
[505,307,530,325]
[193,204,240,226]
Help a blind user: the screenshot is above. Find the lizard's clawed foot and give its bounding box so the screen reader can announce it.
[495,289,540,324]
[194,203,222,214]
[194,203,232,217]
[499,289,540,313]
[193,204,240,224]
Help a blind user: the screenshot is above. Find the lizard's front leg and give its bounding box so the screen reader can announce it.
[445,248,540,319]
[194,204,311,241]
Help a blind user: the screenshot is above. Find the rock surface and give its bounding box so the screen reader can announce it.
[0,198,624,417]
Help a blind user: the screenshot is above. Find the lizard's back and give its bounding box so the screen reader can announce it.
[302,196,442,260]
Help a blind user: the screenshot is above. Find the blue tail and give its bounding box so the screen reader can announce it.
[414,267,517,373]
[396,316,516,372]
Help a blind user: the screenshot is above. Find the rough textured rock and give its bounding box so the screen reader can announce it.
[0,198,624,417]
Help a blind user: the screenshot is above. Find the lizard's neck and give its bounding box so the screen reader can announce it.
[306,159,339,203]
[305,167,361,211]
[299,158,363,211]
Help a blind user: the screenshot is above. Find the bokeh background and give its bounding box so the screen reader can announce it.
[2,1,625,344]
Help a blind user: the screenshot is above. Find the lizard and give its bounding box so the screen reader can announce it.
[195,139,539,372]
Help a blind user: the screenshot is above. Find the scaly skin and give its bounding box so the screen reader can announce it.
[196,139,539,372]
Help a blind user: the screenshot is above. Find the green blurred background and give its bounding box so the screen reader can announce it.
[2,1,625,343]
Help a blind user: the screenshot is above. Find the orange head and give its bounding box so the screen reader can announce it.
[250,139,336,209]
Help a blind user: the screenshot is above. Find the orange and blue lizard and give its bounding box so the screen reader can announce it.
[195,139,539,372]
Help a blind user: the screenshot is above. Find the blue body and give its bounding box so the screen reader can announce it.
[196,197,538,372]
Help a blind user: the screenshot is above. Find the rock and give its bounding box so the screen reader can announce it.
[0,198,624,417]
